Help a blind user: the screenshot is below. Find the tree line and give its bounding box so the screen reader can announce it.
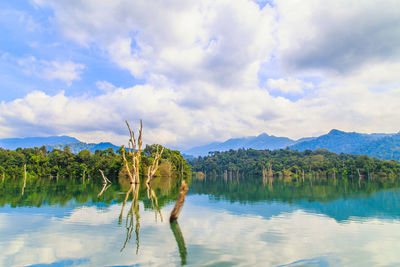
[0,144,191,182]
[190,148,400,180]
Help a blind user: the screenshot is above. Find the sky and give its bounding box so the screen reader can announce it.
[0,0,400,149]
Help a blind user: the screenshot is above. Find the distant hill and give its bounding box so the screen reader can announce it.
[184,133,296,156]
[0,136,79,150]
[0,136,120,154]
[184,129,399,161]
[289,129,378,153]
[353,134,400,160]
[289,129,398,160]
[46,142,120,154]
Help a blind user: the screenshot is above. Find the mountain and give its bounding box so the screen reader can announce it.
[289,129,376,153]
[0,136,120,154]
[184,129,399,160]
[289,129,399,160]
[0,136,79,150]
[46,142,120,154]
[184,133,296,156]
[353,134,400,160]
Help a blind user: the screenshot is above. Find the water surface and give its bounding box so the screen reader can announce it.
[1,176,400,266]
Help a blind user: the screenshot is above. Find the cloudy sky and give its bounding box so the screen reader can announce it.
[0,0,400,148]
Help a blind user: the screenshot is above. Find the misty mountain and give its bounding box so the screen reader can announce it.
[289,129,380,153]
[0,136,80,150]
[184,133,296,156]
[0,136,120,154]
[184,129,399,161]
[46,142,120,154]
[289,129,399,160]
[353,134,400,160]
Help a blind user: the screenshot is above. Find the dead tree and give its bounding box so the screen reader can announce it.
[146,145,164,185]
[21,164,27,196]
[357,168,363,188]
[170,180,189,222]
[97,169,112,197]
[268,163,274,180]
[262,167,267,185]
[99,169,112,184]
[82,169,86,184]
[122,120,143,184]
[145,145,164,222]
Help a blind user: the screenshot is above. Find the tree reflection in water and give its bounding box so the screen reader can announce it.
[118,180,188,265]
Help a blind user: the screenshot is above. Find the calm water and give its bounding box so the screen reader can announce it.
[1,176,400,266]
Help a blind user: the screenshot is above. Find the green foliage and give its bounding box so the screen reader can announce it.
[0,145,191,182]
[191,148,400,179]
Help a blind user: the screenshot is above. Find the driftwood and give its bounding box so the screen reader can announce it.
[169,180,189,222]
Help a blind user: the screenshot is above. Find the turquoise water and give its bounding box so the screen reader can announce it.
[1,177,400,266]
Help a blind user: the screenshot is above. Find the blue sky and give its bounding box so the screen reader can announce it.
[1,0,400,148]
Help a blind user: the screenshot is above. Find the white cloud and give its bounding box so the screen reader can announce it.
[1,0,399,146]
[276,0,400,73]
[96,81,116,93]
[0,86,285,147]
[33,0,276,88]
[17,56,85,85]
[267,77,314,94]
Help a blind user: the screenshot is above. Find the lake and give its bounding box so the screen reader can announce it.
[1,175,400,266]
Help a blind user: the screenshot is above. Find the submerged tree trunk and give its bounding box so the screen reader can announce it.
[170,181,189,223]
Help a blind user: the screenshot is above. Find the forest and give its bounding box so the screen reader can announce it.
[191,148,400,180]
[0,144,191,183]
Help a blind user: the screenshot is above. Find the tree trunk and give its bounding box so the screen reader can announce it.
[170,181,189,222]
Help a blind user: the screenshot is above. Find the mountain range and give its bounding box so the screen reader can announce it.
[0,136,120,154]
[1,129,399,160]
[183,129,400,160]
[184,133,296,157]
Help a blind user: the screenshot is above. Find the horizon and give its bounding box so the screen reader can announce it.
[1,1,400,148]
[1,128,399,151]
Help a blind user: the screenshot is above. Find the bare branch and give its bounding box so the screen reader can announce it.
[122,146,135,184]
[124,120,143,184]
[146,145,165,185]
[99,169,112,184]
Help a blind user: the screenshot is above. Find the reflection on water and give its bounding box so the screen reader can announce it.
[170,221,187,265]
[0,175,400,266]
